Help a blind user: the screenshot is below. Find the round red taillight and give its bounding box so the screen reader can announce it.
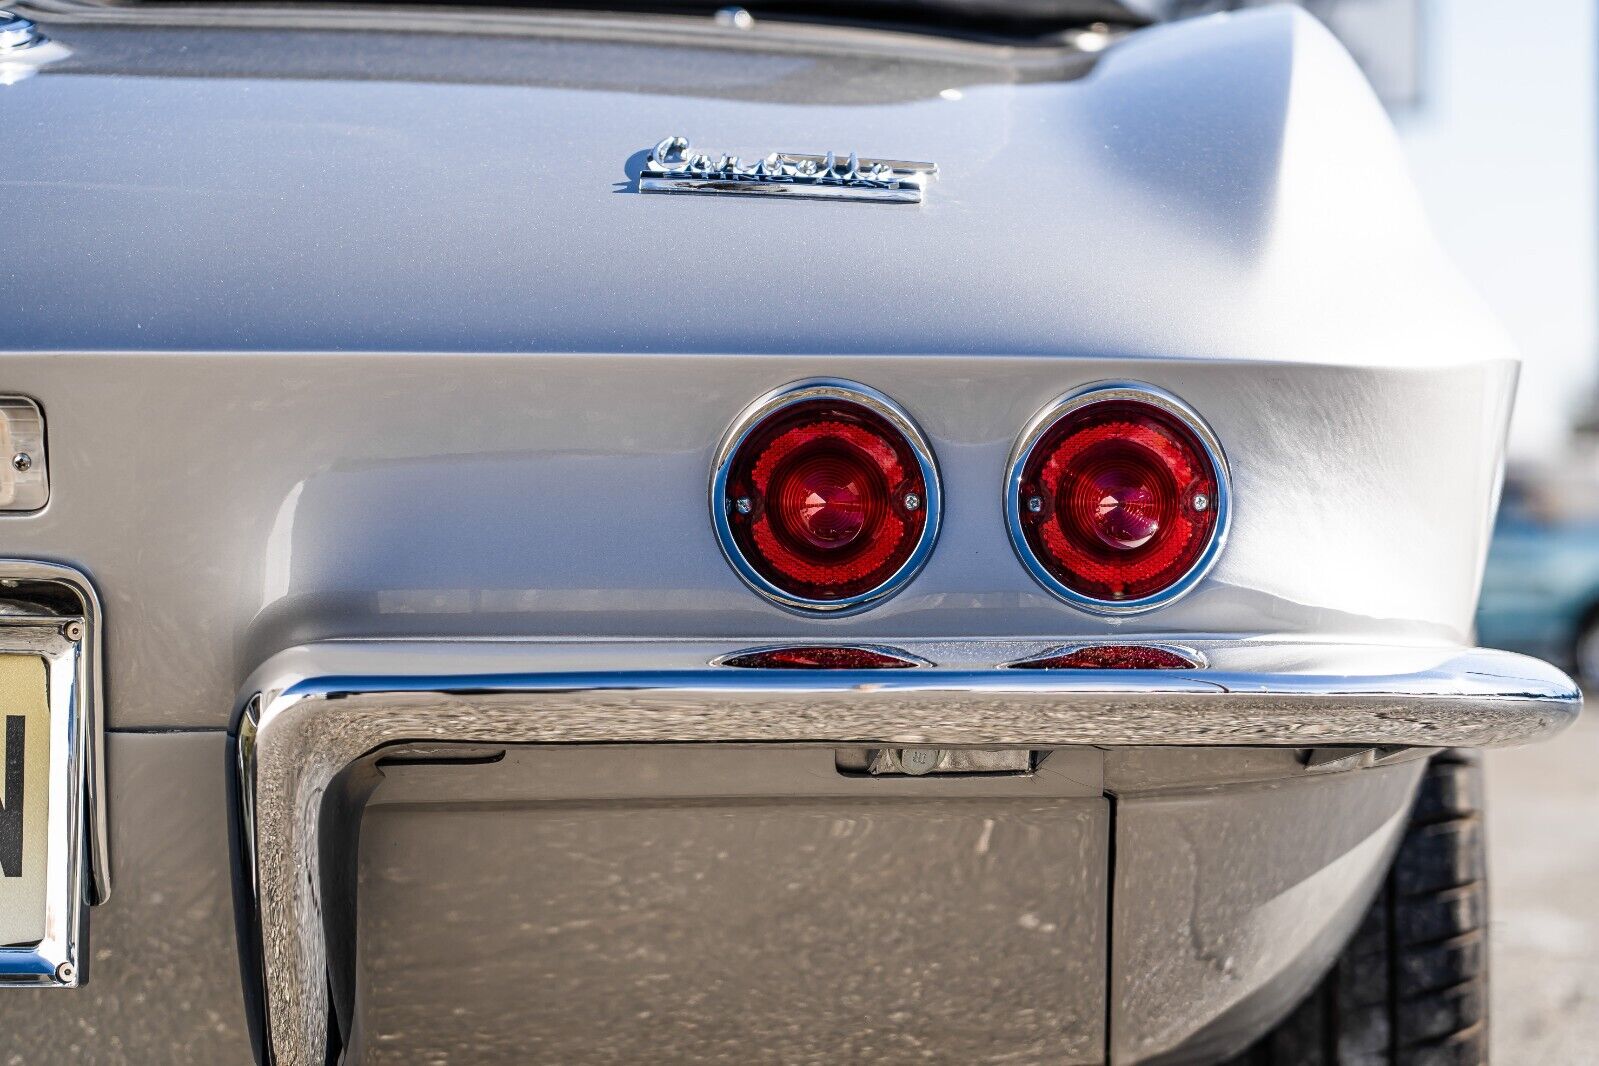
[713,382,939,611]
[1008,385,1227,611]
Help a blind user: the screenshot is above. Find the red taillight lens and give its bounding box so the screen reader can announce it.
[1005,644,1202,670]
[717,385,937,608]
[1011,389,1224,607]
[720,645,923,669]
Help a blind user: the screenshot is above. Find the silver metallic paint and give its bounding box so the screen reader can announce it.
[352,746,1108,1064]
[0,354,1521,732]
[1,9,1495,366]
[0,6,1529,732]
[1110,759,1423,1064]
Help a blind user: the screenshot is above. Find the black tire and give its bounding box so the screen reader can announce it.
[1224,751,1488,1066]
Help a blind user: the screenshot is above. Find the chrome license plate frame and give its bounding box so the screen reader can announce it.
[0,561,107,988]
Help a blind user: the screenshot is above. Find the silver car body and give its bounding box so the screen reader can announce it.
[0,2,1577,1063]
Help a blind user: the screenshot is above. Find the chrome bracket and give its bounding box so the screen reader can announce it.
[862,748,1033,776]
[0,398,48,512]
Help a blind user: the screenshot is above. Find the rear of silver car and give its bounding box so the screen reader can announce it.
[0,2,1578,1063]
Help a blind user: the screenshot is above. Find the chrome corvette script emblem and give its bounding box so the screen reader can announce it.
[640,136,937,204]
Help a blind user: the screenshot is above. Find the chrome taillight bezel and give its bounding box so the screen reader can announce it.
[1005,381,1231,615]
[710,379,942,614]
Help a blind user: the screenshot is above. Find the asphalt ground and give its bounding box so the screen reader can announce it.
[1484,705,1599,1061]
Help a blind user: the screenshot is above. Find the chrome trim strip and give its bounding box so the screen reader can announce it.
[236,639,1576,1065]
[0,560,108,987]
[1004,381,1232,615]
[709,379,942,614]
[237,695,260,900]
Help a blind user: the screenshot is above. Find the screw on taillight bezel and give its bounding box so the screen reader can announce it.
[1004,381,1231,614]
[711,379,942,614]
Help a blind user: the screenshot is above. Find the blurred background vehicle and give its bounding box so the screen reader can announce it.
[1479,464,1599,686]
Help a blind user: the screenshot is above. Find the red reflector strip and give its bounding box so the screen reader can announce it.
[719,645,924,670]
[1004,645,1202,670]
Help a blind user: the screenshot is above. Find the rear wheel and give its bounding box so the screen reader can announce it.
[1224,751,1488,1065]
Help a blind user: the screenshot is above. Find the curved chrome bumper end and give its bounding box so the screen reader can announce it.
[233,638,1577,1065]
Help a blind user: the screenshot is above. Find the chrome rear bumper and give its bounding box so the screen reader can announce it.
[235,639,1578,1065]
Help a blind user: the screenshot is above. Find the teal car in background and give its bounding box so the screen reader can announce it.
[1479,471,1599,685]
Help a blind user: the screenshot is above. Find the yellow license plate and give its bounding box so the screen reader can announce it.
[0,655,50,948]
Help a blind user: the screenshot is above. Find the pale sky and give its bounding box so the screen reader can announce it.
[1396,0,1598,459]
